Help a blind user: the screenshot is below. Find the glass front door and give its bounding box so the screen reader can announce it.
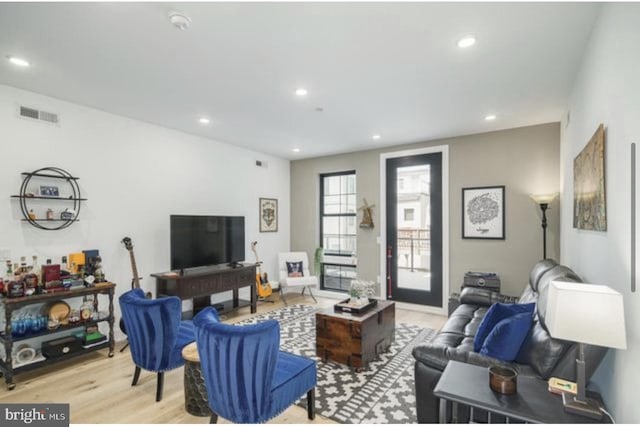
[386,153,443,307]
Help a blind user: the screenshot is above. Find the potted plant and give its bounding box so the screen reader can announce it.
[314,247,324,276]
[349,279,375,305]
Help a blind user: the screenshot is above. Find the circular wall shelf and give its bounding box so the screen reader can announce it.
[13,167,86,231]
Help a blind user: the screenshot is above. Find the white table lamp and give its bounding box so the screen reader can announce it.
[546,280,627,419]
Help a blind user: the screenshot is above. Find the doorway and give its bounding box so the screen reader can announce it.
[381,147,448,310]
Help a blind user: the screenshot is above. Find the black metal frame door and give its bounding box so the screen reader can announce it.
[386,153,443,307]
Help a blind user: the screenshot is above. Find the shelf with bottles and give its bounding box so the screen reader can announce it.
[2,252,107,300]
[0,314,113,344]
[0,282,116,390]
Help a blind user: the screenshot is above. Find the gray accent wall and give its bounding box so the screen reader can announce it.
[291,123,560,298]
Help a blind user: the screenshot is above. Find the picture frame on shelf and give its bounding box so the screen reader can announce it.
[259,197,278,232]
[462,185,505,239]
[39,185,59,197]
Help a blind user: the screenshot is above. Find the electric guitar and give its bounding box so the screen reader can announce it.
[120,237,151,336]
[250,241,273,299]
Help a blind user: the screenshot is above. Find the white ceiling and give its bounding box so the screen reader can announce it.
[0,2,600,159]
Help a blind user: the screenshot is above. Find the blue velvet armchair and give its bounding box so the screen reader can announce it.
[119,288,195,401]
[193,307,317,423]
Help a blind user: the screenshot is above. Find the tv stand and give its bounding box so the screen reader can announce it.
[152,264,257,315]
[228,261,243,269]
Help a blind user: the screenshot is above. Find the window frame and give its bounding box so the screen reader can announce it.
[319,170,357,258]
[320,262,357,292]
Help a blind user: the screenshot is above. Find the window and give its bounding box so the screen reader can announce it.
[404,208,415,221]
[321,263,357,291]
[320,171,357,256]
[320,171,357,292]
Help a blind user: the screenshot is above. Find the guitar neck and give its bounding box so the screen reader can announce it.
[251,248,262,274]
[129,250,141,289]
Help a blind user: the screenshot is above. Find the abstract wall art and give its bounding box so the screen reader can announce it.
[462,185,505,239]
[573,124,606,231]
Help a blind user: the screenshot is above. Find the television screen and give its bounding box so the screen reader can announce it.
[170,215,245,270]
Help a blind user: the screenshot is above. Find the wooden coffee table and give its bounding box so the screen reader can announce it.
[316,300,395,371]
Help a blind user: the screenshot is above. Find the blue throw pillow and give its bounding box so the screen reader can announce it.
[479,312,534,361]
[473,303,536,353]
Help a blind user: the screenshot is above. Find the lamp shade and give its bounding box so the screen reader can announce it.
[530,193,559,204]
[546,281,627,349]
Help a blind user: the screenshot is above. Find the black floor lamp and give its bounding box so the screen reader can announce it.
[530,193,558,259]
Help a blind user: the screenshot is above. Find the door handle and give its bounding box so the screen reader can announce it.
[387,245,393,298]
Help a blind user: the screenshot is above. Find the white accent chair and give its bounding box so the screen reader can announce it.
[278,252,318,305]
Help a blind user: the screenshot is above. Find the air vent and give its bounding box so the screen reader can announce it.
[19,105,59,124]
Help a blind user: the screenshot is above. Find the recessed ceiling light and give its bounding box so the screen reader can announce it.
[198,117,210,124]
[457,36,476,49]
[485,114,497,121]
[372,134,381,140]
[7,56,30,67]
[295,88,308,96]
[292,148,301,153]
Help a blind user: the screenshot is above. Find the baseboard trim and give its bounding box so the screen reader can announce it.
[392,300,447,316]
[314,290,349,300]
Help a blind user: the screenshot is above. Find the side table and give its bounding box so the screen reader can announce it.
[433,361,609,424]
[182,342,211,417]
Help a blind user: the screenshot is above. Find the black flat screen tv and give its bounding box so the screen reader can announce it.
[170,215,245,271]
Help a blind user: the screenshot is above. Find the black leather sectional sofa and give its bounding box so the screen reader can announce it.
[412,259,608,423]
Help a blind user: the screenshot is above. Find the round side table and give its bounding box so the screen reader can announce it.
[182,342,211,417]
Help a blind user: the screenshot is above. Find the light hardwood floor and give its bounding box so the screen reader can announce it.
[0,294,446,424]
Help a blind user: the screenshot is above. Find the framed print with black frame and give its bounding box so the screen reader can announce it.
[259,197,278,232]
[462,185,505,239]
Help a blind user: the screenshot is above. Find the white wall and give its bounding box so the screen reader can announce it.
[560,4,640,423]
[0,84,290,340]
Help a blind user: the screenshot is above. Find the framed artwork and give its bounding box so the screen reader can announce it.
[259,198,278,232]
[462,186,505,239]
[573,124,606,231]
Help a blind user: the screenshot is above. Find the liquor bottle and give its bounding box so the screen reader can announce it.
[32,256,43,294]
[9,262,26,298]
[2,260,12,296]
[20,256,27,275]
[32,256,40,276]
[5,260,12,279]
[7,280,25,298]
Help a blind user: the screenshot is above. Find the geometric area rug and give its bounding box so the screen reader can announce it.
[237,304,437,424]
